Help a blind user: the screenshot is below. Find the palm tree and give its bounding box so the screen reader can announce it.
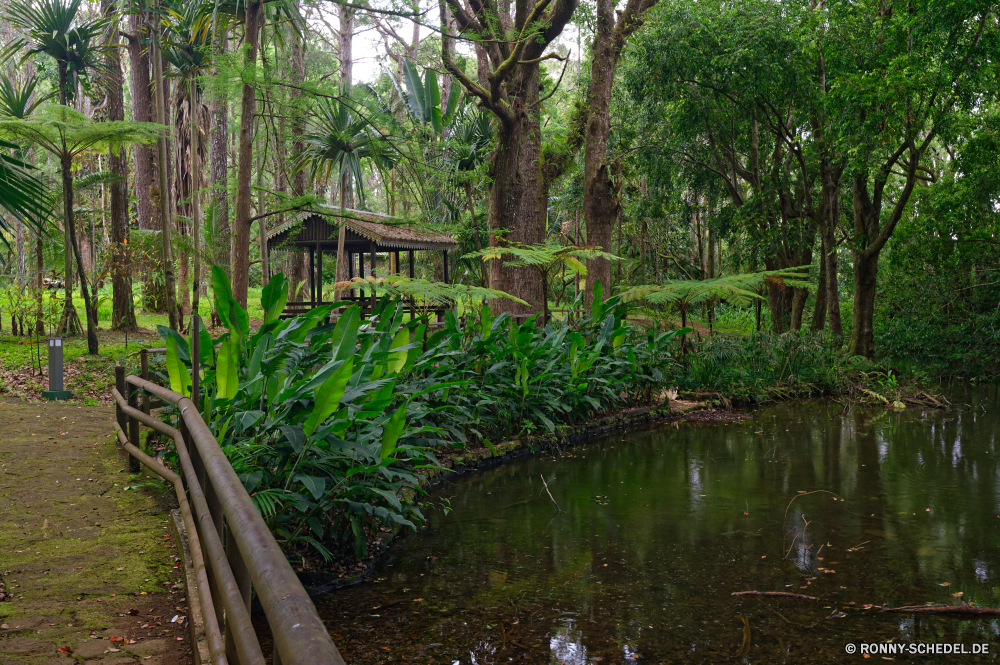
[2,0,111,345]
[162,0,218,344]
[301,94,395,291]
[0,105,161,354]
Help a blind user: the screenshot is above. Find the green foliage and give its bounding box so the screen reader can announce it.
[682,331,856,401]
[394,59,461,135]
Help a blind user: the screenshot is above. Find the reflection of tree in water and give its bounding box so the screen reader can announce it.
[323,386,1000,663]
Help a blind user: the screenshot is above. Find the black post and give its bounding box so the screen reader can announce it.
[115,365,126,433]
[126,379,140,473]
[139,349,150,414]
[359,249,365,301]
[443,249,449,283]
[370,242,377,311]
[408,250,415,278]
[316,243,324,303]
[309,246,316,304]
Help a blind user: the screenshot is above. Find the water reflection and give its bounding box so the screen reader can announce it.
[320,384,1000,663]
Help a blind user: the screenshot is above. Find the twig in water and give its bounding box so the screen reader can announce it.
[732,591,819,600]
[847,540,870,552]
[540,474,561,512]
[782,490,843,557]
[881,605,1000,616]
[733,615,751,658]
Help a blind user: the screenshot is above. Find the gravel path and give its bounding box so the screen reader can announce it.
[0,399,193,665]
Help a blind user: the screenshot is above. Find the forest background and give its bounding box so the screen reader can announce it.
[0,0,998,382]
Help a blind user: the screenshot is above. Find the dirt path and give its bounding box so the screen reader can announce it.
[0,399,193,665]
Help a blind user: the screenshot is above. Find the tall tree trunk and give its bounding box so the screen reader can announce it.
[582,27,619,306]
[582,0,657,306]
[35,232,44,334]
[819,161,842,338]
[286,20,306,299]
[106,0,137,330]
[150,20,178,329]
[810,236,827,331]
[61,151,98,353]
[210,29,230,276]
[333,4,354,290]
[56,64,80,335]
[15,219,25,287]
[126,15,156,232]
[232,0,262,308]
[487,66,545,315]
[190,73,202,324]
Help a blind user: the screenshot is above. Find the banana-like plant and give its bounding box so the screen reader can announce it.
[393,59,462,135]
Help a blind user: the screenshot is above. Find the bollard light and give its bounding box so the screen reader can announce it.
[41,337,72,400]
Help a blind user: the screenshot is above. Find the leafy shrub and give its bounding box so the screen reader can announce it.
[158,271,685,561]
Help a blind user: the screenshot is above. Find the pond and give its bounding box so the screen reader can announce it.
[321,385,1000,663]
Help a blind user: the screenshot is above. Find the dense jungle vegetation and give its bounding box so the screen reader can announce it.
[0,0,997,563]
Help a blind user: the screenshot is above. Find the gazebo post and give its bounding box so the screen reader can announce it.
[316,243,323,304]
[394,251,400,275]
[370,241,377,312]
[309,245,316,305]
[359,249,365,302]
[408,250,414,278]
[442,250,449,283]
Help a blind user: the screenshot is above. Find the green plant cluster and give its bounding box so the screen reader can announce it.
[681,331,859,401]
[156,271,685,562]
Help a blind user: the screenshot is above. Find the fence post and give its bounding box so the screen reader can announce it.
[115,365,126,435]
[139,349,150,414]
[126,379,140,473]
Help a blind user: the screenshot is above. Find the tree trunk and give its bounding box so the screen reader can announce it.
[55,64,81,335]
[582,17,620,307]
[339,4,354,88]
[210,29,230,276]
[127,14,156,232]
[810,237,827,331]
[190,73,202,324]
[819,163,842,338]
[850,251,878,359]
[487,66,545,315]
[35,232,44,334]
[232,1,262,307]
[286,21,307,298]
[61,151,98,353]
[106,0,137,330]
[148,23,178,329]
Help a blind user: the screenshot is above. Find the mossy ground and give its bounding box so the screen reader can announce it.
[0,399,192,664]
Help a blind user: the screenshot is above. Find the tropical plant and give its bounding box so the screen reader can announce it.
[393,59,461,136]
[467,240,619,323]
[0,104,161,353]
[0,139,49,259]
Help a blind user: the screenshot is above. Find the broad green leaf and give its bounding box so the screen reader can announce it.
[212,266,234,329]
[401,59,424,119]
[303,357,354,437]
[331,305,359,362]
[247,334,269,381]
[380,404,407,460]
[388,327,409,374]
[261,273,289,325]
[425,69,441,128]
[216,337,240,400]
[298,475,326,501]
[442,81,461,127]
[165,333,191,397]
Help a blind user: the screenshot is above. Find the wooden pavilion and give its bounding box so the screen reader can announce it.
[266,206,459,318]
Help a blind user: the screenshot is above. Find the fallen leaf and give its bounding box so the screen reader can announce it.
[953,592,964,597]
[116,567,125,571]
[939,582,951,587]
[58,647,73,654]
[128,609,139,616]
[111,636,122,642]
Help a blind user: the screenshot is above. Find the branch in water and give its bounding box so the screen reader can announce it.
[732,591,819,600]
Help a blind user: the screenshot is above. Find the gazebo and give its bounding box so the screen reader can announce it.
[266,205,459,318]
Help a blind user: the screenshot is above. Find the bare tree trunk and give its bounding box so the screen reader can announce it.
[210,29,230,276]
[150,21,178,329]
[811,234,827,331]
[126,15,156,232]
[15,219,25,287]
[286,19,306,299]
[333,3,354,291]
[105,0,137,330]
[61,150,98,353]
[35,232,44,334]
[232,0,262,308]
[55,65,80,336]
[487,66,545,315]
[190,73,202,324]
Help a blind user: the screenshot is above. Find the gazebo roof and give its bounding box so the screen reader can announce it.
[266,205,458,251]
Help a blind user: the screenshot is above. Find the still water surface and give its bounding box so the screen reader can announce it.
[323,385,1000,663]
